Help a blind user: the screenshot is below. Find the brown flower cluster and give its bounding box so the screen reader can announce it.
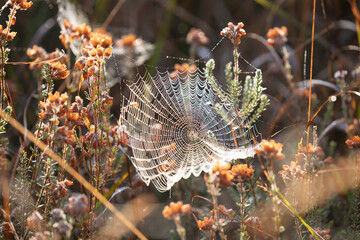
[55,126,76,146]
[296,143,324,163]
[310,228,331,240]
[49,61,70,80]
[346,135,360,149]
[169,63,198,80]
[186,28,209,47]
[162,201,191,220]
[75,32,112,80]
[27,211,43,231]
[100,91,113,110]
[60,19,92,48]
[210,161,234,187]
[255,139,285,161]
[231,164,254,182]
[10,0,33,10]
[39,92,68,121]
[197,216,214,231]
[266,26,288,46]
[120,33,137,47]
[66,96,85,127]
[0,25,16,42]
[52,180,73,198]
[278,161,305,183]
[109,125,129,146]
[220,22,246,45]
[27,45,67,70]
[65,194,89,217]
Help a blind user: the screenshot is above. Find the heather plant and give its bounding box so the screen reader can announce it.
[0,1,360,240]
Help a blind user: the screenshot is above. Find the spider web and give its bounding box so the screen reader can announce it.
[120,66,261,192]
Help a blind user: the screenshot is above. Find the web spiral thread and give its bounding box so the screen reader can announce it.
[120,67,260,192]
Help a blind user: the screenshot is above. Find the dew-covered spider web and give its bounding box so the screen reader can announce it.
[120,65,262,192]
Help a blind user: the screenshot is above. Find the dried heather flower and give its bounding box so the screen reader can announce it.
[162,201,191,220]
[27,45,47,60]
[346,135,360,149]
[27,47,67,70]
[278,161,305,183]
[186,28,209,46]
[0,25,16,41]
[60,19,91,48]
[53,180,73,198]
[310,228,331,240]
[48,61,70,80]
[100,91,113,110]
[266,26,288,46]
[220,22,246,45]
[38,92,68,120]
[120,34,137,47]
[110,125,128,146]
[65,194,89,217]
[197,216,215,231]
[50,209,66,222]
[55,126,75,146]
[52,220,72,240]
[231,164,254,182]
[169,63,197,80]
[210,161,234,187]
[27,211,43,231]
[255,139,285,161]
[10,0,33,10]
[66,103,85,127]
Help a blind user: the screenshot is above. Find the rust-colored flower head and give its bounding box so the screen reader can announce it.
[38,92,68,121]
[310,228,331,240]
[11,0,33,10]
[55,126,76,146]
[110,125,129,146]
[186,28,209,47]
[255,139,285,161]
[266,26,288,46]
[53,180,73,198]
[346,135,360,149]
[120,34,137,47]
[220,22,246,45]
[100,91,113,109]
[162,201,191,220]
[27,45,47,60]
[278,161,305,183]
[210,161,234,187]
[66,96,85,127]
[169,63,197,80]
[65,194,89,217]
[197,216,215,231]
[27,211,43,231]
[231,164,254,182]
[49,61,70,80]
[27,47,67,70]
[0,25,16,42]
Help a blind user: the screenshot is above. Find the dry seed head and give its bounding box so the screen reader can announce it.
[186,28,209,46]
[197,216,215,231]
[220,22,246,45]
[346,135,360,149]
[162,201,191,220]
[266,26,288,46]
